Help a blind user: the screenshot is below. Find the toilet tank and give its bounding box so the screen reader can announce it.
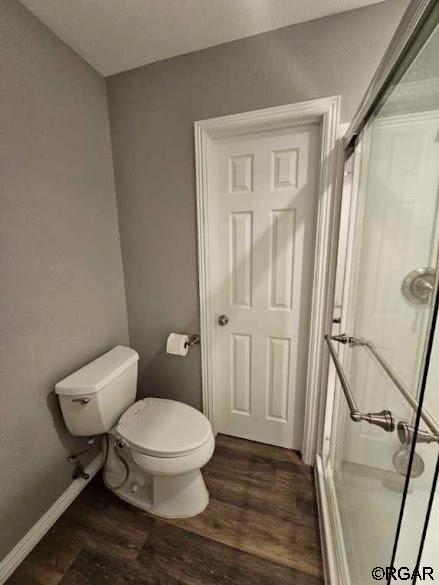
[55,346,139,436]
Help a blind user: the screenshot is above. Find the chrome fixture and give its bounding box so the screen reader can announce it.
[329,333,439,439]
[393,446,425,478]
[325,335,395,432]
[401,267,436,305]
[217,314,229,326]
[185,334,201,348]
[71,460,90,480]
[67,437,95,480]
[72,397,90,405]
[397,420,439,446]
[361,411,396,433]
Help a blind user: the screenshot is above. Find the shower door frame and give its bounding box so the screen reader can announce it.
[315,1,439,582]
[315,139,362,585]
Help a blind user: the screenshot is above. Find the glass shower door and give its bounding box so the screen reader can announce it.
[324,6,439,583]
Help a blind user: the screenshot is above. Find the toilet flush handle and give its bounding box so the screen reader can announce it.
[72,398,91,405]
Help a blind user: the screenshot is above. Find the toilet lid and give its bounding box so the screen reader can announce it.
[116,398,212,457]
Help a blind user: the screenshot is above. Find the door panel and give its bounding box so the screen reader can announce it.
[210,124,320,448]
[269,209,295,309]
[231,333,251,414]
[230,211,253,307]
[266,336,290,421]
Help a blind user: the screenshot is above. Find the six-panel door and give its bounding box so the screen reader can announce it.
[210,124,320,449]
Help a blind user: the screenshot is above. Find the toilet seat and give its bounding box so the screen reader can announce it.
[129,432,215,477]
[116,398,213,458]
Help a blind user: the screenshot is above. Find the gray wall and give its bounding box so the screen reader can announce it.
[106,0,407,410]
[0,1,128,558]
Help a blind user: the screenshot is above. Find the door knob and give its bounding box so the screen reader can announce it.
[218,314,229,326]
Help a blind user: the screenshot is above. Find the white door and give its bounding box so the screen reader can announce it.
[209,123,320,449]
[343,113,439,467]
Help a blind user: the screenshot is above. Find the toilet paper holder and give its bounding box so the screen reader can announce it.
[185,334,201,349]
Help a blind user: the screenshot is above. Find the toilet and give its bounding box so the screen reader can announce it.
[55,345,215,518]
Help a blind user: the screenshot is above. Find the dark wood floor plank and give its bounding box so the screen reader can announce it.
[203,447,319,528]
[60,548,180,585]
[7,434,324,584]
[139,519,324,585]
[215,434,302,464]
[162,497,323,578]
[5,567,44,585]
[61,493,153,560]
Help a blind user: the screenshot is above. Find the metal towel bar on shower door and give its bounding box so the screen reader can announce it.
[328,333,439,440]
[324,334,395,432]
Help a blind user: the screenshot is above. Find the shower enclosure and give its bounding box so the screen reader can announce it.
[317,1,439,583]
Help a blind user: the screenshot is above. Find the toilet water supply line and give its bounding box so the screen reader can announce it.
[68,435,130,489]
[103,434,131,490]
[67,438,96,480]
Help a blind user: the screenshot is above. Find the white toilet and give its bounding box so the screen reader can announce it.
[55,345,215,518]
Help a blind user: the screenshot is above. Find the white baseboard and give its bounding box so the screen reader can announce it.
[0,452,103,584]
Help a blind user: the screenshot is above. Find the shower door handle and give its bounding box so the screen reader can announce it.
[328,333,439,438]
[325,335,395,433]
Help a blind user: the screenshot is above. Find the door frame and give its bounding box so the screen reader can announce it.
[194,96,341,464]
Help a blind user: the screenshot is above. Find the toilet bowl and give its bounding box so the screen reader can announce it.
[104,398,215,517]
[55,346,214,518]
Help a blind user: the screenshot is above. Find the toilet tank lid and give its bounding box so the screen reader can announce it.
[55,346,139,396]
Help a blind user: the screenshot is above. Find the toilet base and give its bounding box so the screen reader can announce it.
[103,443,210,518]
[106,469,209,518]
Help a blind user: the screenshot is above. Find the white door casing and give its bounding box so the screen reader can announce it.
[195,98,341,461]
